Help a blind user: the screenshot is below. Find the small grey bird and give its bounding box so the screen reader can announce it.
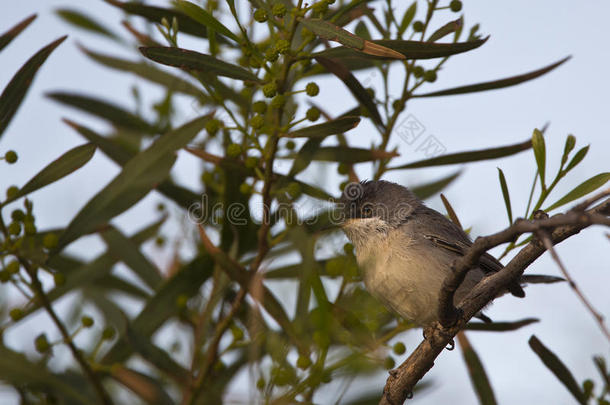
[339,180,561,327]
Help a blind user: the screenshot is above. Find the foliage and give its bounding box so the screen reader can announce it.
[0,1,608,404]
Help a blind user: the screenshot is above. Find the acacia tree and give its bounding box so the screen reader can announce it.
[0,1,609,404]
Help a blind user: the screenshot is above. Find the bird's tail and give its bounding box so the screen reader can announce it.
[520,274,565,285]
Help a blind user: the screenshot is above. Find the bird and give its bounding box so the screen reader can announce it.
[338,179,562,328]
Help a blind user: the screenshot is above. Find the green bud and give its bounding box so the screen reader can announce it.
[0,270,10,283]
[424,70,437,82]
[6,260,19,274]
[262,82,278,98]
[256,377,266,390]
[205,119,220,136]
[285,140,296,151]
[337,163,349,175]
[272,3,287,17]
[4,150,17,164]
[325,257,344,277]
[7,221,21,236]
[450,0,463,12]
[227,143,242,157]
[412,20,424,32]
[383,356,395,370]
[239,182,252,195]
[254,8,267,23]
[250,114,265,129]
[154,236,165,246]
[9,308,23,321]
[296,354,312,369]
[265,48,279,62]
[11,209,25,222]
[343,242,354,255]
[6,186,19,200]
[393,342,406,355]
[305,82,319,97]
[392,99,404,112]
[102,326,116,340]
[43,233,58,249]
[270,94,286,109]
[23,221,36,235]
[81,316,94,328]
[412,65,424,78]
[306,106,320,122]
[312,1,329,14]
[35,334,50,353]
[245,156,260,168]
[252,101,267,114]
[274,39,290,55]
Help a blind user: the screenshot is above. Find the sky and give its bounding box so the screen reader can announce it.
[1,1,609,404]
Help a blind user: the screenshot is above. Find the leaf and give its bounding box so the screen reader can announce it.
[0,14,36,52]
[544,173,610,212]
[314,55,384,127]
[4,143,96,204]
[312,37,488,69]
[532,128,546,188]
[286,116,360,138]
[101,226,163,290]
[48,92,159,133]
[105,0,208,38]
[141,46,259,82]
[0,36,66,139]
[174,0,238,42]
[440,193,462,228]
[56,9,119,40]
[80,46,204,98]
[56,115,207,250]
[102,254,214,364]
[413,56,571,97]
[412,170,461,200]
[528,335,587,405]
[497,168,513,224]
[354,21,371,40]
[457,332,498,405]
[390,138,531,170]
[300,18,404,59]
[0,345,96,403]
[563,145,589,174]
[560,134,576,167]
[427,17,462,43]
[465,318,539,331]
[110,365,174,405]
[288,146,397,164]
[398,2,416,35]
[289,137,323,177]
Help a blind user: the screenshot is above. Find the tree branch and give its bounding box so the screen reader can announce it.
[380,191,610,405]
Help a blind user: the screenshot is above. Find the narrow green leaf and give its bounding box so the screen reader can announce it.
[466,318,539,331]
[106,0,208,38]
[314,55,384,127]
[0,345,96,403]
[95,274,151,298]
[301,18,403,59]
[56,115,207,250]
[412,56,571,97]
[0,14,37,52]
[390,138,531,170]
[560,134,576,167]
[398,2,416,35]
[56,9,119,40]
[48,92,159,133]
[427,17,462,43]
[354,21,371,40]
[80,46,205,98]
[412,170,461,200]
[563,145,589,174]
[497,168,513,224]
[140,46,260,82]
[289,137,323,177]
[4,143,96,204]
[458,332,498,405]
[288,146,397,164]
[174,0,238,42]
[532,128,546,188]
[110,366,174,405]
[101,226,163,290]
[440,194,462,228]
[528,335,587,405]
[286,116,360,138]
[0,36,66,139]
[544,173,610,212]
[102,255,214,364]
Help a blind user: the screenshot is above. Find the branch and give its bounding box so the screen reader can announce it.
[380,191,610,405]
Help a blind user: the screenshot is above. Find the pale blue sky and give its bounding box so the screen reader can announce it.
[1,1,609,404]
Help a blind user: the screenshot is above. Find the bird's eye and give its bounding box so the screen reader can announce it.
[362,204,374,217]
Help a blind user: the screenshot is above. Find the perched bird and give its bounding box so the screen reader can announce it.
[339,180,562,327]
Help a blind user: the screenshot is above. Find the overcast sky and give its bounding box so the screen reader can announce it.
[1,1,609,404]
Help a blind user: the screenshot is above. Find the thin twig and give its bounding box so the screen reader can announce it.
[537,231,610,341]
